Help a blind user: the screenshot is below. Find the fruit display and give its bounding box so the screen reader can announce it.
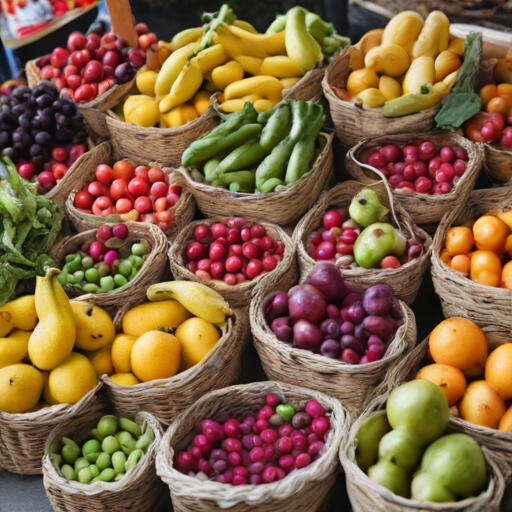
[57,223,148,293]
[182,100,326,194]
[72,159,182,230]
[34,27,150,102]
[307,189,426,269]
[183,218,285,285]
[264,263,403,364]
[415,317,512,431]
[174,393,332,484]
[51,415,155,483]
[0,155,63,306]
[464,83,512,150]
[118,3,348,128]
[0,82,88,190]
[440,208,512,289]
[331,10,464,117]
[356,380,488,502]
[361,141,469,195]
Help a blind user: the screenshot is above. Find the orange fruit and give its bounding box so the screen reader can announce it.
[450,254,470,276]
[502,261,512,290]
[472,215,510,253]
[459,380,506,429]
[445,226,474,256]
[470,250,502,288]
[440,248,452,266]
[485,343,512,400]
[479,84,497,108]
[415,364,467,406]
[499,405,512,431]
[429,317,488,377]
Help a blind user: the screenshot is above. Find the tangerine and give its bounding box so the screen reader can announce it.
[415,364,467,406]
[485,343,512,400]
[499,405,512,431]
[472,215,510,253]
[445,226,474,256]
[459,380,506,429]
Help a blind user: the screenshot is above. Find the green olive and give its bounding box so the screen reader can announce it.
[118,260,132,277]
[60,464,76,481]
[74,457,90,473]
[111,451,126,474]
[97,415,119,437]
[100,276,115,292]
[85,268,100,283]
[82,439,100,457]
[78,466,93,484]
[95,452,112,471]
[101,436,120,455]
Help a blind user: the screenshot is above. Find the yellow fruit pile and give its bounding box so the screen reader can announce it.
[415,317,512,431]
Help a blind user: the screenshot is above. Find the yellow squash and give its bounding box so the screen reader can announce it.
[161,104,198,128]
[412,10,450,60]
[364,44,410,77]
[434,50,462,82]
[193,44,229,75]
[224,75,284,102]
[260,56,305,78]
[234,55,264,75]
[124,95,160,127]
[448,38,465,57]
[211,61,245,90]
[159,60,204,113]
[402,56,435,95]
[165,27,203,52]
[215,26,286,59]
[379,76,402,101]
[381,11,424,56]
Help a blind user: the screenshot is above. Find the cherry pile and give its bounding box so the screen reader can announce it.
[73,160,181,231]
[35,24,154,103]
[174,394,331,485]
[307,208,424,269]
[365,141,469,195]
[185,218,285,286]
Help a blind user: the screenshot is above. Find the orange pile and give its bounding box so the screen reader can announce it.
[415,317,512,431]
[440,209,512,289]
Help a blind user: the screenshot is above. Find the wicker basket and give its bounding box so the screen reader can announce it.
[103,307,246,426]
[64,141,195,240]
[156,381,348,512]
[169,132,334,226]
[26,59,135,140]
[294,180,432,305]
[43,410,165,512]
[345,132,484,225]
[49,221,168,308]
[168,219,298,309]
[483,144,512,186]
[322,47,439,148]
[250,276,417,417]
[341,395,506,512]
[431,188,512,331]
[0,382,104,475]
[105,107,219,169]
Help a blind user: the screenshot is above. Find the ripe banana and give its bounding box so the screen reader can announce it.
[234,55,264,76]
[220,96,261,113]
[224,76,284,102]
[194,44,229,74]
[146,282,233,326]
[260,56,305,78]
[232,20,257,34]
[216,26,286,59]
[28,268,76,371]
[165,27,203,52]
[159,60,203,113]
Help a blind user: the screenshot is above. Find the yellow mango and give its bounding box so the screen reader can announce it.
[379,76,402,101]
[498,210,512,231]
[84,344,114,377]
[0,330,30,369]
[435,51,462,82]
[0,295,37,331]
[0,312,12,337]
[346,67,379,97]
[412,10,450,60]
[161,104,198,128]
[281,77,301,89]
[71,302,115,352]
[448,38,465,57]
[136,70,158,96]
[124,95,160,127]
[402,56,435,95]
[357,88,386,108]
[0,364,43,413]
[212,61,245,90]
[365,44,410,77]
[193,90,211,116]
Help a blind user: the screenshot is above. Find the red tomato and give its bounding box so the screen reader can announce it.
[150,181,167,198]
[166,192,180,207]
[134,196,152,213]
[128,177,150,196]
[153,197,168,212]
[489,112,505,132]
[116,198,133,214]
[52,163,68,181]
[95,164,113,185]
[110,178,128,201]
[169,185,182,196]
[94,195,113,209]
[134,165,150,181]
[157,210,173,223]
[148,167,164,183]
[380,256,401,269]
[113,161,135,181]
[88,181,105,196]
[74,190,93,209]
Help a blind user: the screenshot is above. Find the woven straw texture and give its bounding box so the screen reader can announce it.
[103,308,247,426]
[250,278,416,417]
[431,188,512,331]
[156,381,348,512]
[294,180,432,305]
[168,218,298,309]
[26,59,135,139]
[341,394,506,512]
[43,410,165,512]
[64,141,195,240]
[106,107,218,168]
[169,132,334,226]
[387,327,512,484]
[49,221,168,308]
[483,144,512,185]
[322,47,439,148]
[345,132,484,225]
[282,67,326,103]
[0,383,104,475]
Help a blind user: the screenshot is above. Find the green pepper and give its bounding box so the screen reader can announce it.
[212,170,255,193]
[260,105,292,152]
[215,139,268,176]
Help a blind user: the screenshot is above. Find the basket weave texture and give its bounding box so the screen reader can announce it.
[43,411,165,512]
[482,143,512,186]
[294,180,432,305]
[156,381,348,512]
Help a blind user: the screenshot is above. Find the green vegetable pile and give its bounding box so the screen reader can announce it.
[181,99,326,194]
[0,155,63,305]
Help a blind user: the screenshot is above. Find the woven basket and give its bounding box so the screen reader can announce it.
[482,144,512,186]
[345,132,484,225]
[250,276,417,417]
[42,410,165,512]
[322,47,439,148]
[169,132,334,226]
[341,394,506,512]
[0,382,104,475]
[103,306,246,426]
[282,67,326,103]
[294,180,432,305]
[168,218,298,309]
[431,188,512,331]
[64,141,195,240]
[49,221,168,308]
[156,381,348,512]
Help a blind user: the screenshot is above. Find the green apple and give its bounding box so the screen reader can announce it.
[411,473,456,503]
[378,429,423,473]
[355,411,392,472]
[368,459,410,498]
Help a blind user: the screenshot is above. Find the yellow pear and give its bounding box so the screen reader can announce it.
[70,302,115,351]
[28,270,76,371]
[0,330,31,369]
[0,295,37,330]
[0,363,44,413]
[41,370,59,405]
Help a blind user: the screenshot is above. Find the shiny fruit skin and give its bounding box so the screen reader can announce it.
[459,380,506,429]
[415,363,466,406]
[485,343,512,400]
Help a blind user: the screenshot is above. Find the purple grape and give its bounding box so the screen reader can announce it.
[29,144,43,157]
[36,94,53,109]
[341,335,366,356]
[55,112,68,126]
[115,62,135,84]
[35,131,51,146]
[55,127,72,142]
[60,100,76,116]
[340,321,355,335]
[320,339,342,359]
[0,131,10,149]
[320,318,341,340]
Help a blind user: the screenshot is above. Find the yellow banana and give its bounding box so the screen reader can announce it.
[281,77,301,89]
[165,27,203,52]
[402,56,435,95]
[254,98,278,112]
[260,56,305,78]
[232,20,257,33]
[193,44,229,74]
[412,10,450,59]
[216,26,286,58]
[220,96,261,113]
[159,60,203,113]
[212,61,245,90]
[155,41,200,98]
[234,55,263,75]
[224,75,284,102]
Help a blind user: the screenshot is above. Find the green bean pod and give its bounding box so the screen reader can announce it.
[260,105,292,151]
[125,449,144,473]
[215,139,268,176]
[119,417,142,438]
